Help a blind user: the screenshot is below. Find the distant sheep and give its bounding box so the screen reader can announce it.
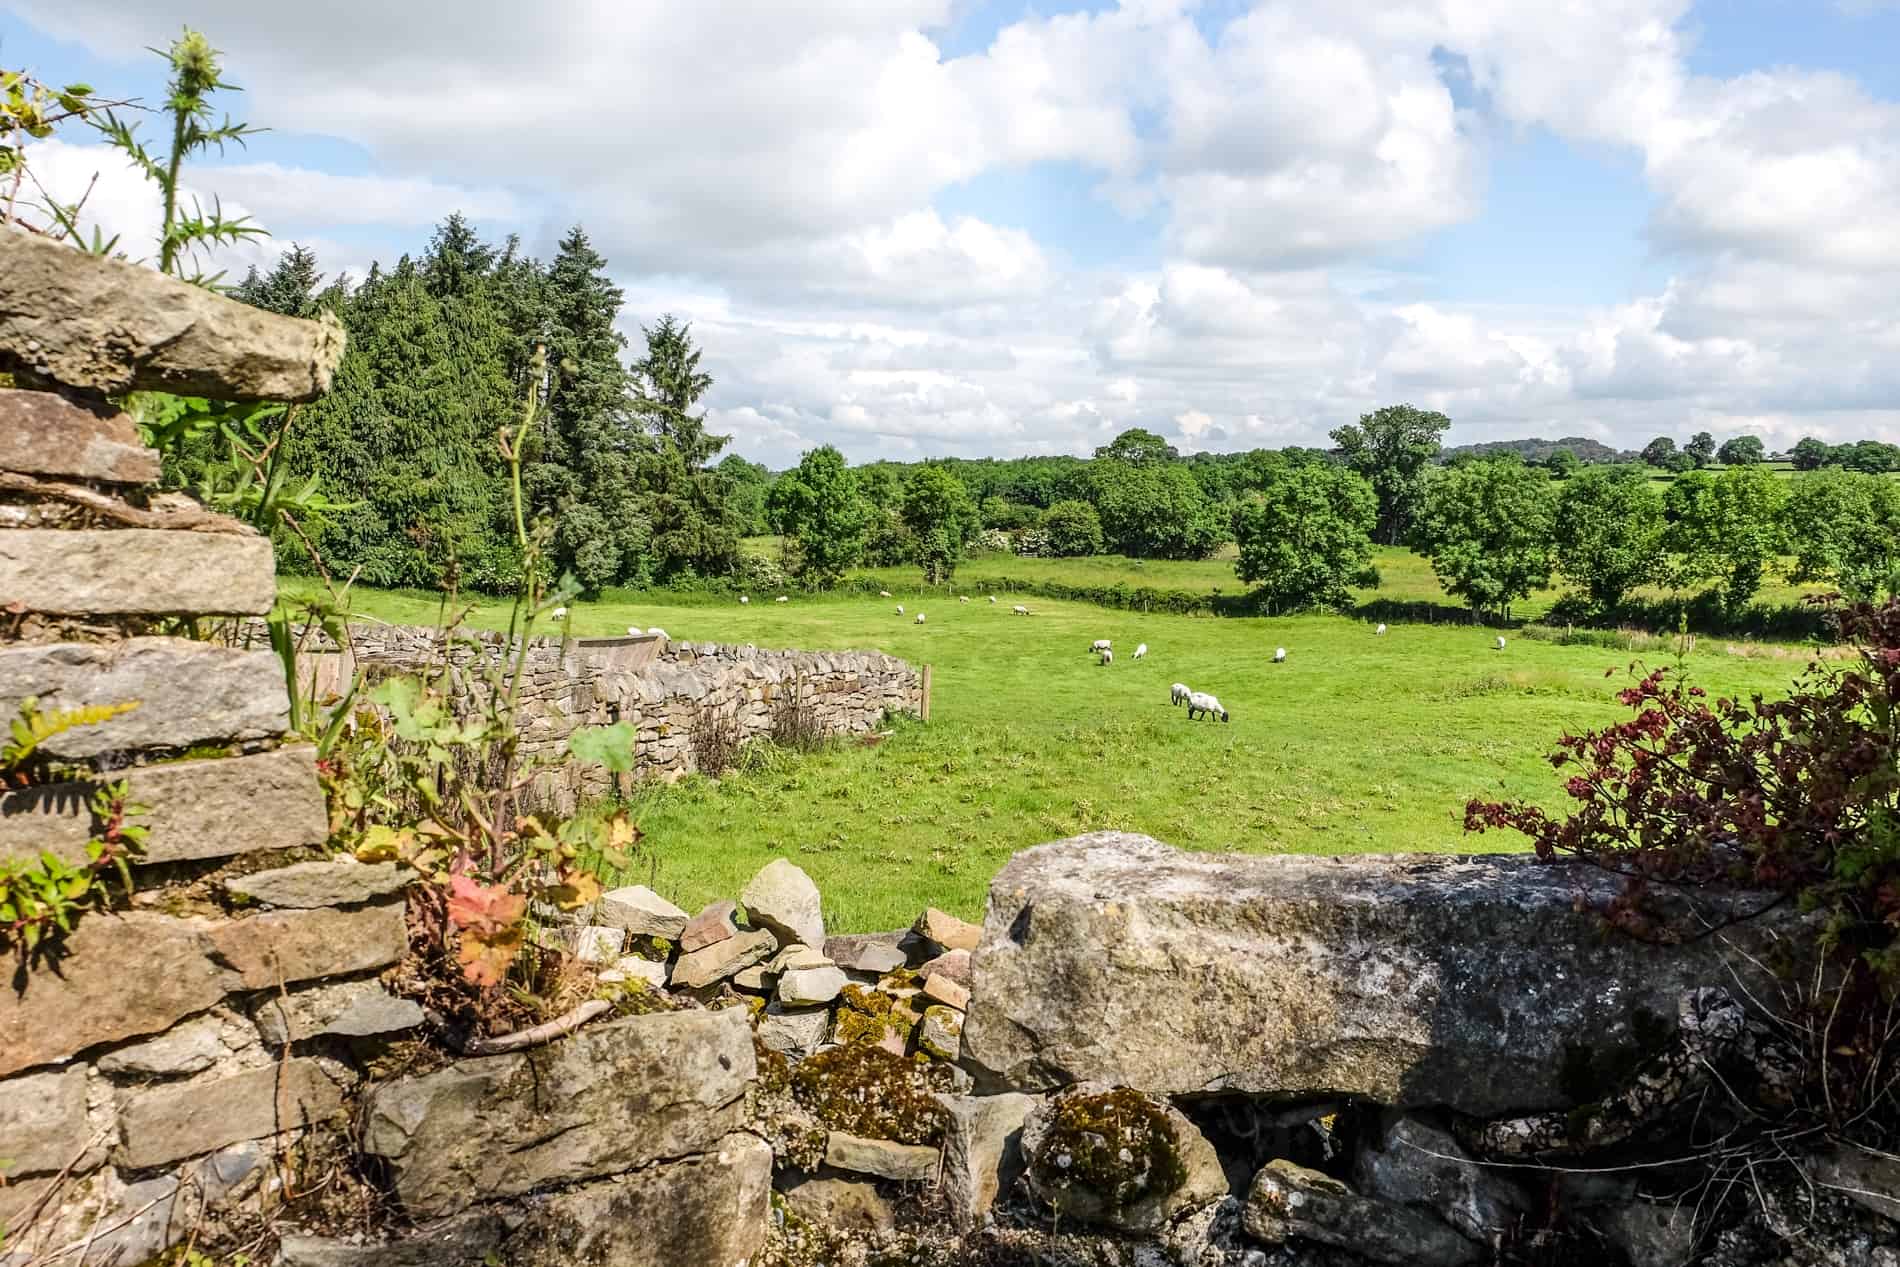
[1170,682,1190,706]
[915,612,926,624]
[1013,605,1029,615]
[626,626,642,636]
[896,604,905,615]
[880,590,892,598]
[1134,643,1147,659]
[1186,690,1229,723]
[1495,635,1507,651]
[647,627,668,640]
[553,607,568,620]
[739,595,750,605]
[1375,623,1387,635]
[1273,647,1287,663]
[1099,648,1113,666]
[988,596,997,604]
[1090,639,1112,653]
[776,595,789,604]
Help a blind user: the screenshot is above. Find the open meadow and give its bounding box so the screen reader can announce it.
[302,578,1819,932]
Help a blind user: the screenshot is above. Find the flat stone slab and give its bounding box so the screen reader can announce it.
[824,1131,941,1182]
[0,1064,90,1175]
[252,977,425,1046]
[97,1015,226,1078]
[0,639,289,759]
[0,530,275,616]
[597,885,688,939]
[210,901,408,991]
[225,859,409,909]
[741,858,825,948]
[963,833,1809,1116]
[0,229,345,401]
[0,389,160,484]
[117,1059,345,1169]
[671,928,776,990]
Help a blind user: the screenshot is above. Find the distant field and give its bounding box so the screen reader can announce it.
[298,579,1816,931]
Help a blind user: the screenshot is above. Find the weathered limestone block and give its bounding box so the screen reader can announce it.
[117,1058,346,1169]
[0,530,275,617]
[680,899,738,951]
[963,833,1806,1115]
[0,639,289,758]
[741,857,825,948]
[0,389,160,483]
[1244,1159,1480,1266]
[1352,1115,1528,1248]
[597,884,688,938]
[778,1171,898,1236]
[225,859,408,909]
[1021,1084,1227,1234]
[252,977,425,1046]
[96,1014,226,1078]
[0,747,327,867]
[362,1009,754,1217]
[0,1064,91,1175]
[0,229,345,401]
[915,906,981,953]
[778,965,847,1007]
[920,1005,964,1061]
[939,1091,1036,1229]
[277,1213,513,1267]
[210,901,408,991]
[759,1004,830,1058]
[498,1133,771,1267]
[671,928,776,990]
[824,1131,940,1182]
[1,911,232,1077]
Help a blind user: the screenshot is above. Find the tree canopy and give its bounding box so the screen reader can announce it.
[1552,464,1664,613]
[1231,463,1377,612]
[1329,404,1449,546]
[1410,458,1556,619]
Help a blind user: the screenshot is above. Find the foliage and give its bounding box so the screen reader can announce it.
[0,70,115,243]
[1641,437,1678,468]
[1792,437,1833,471]
[1684,431,1716,468]
[1717,435,1765,466]
[1552,465,1665,614]
[1329,404,1450,546]
[900,465,979,585]
[768,446,871,588]
[1410,458,1556,620]
[1091,459,1224,560]
[232,243,323,316]
[1544,448,1580,478]
[1784,470,1900,602]
[1093,427,1180,467]
[1663,465,1786,613]
[979,495,1039,532]
[1039,499,1105,558]
[1230,462,1377,612]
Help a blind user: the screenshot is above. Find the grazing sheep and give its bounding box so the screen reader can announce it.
[988,595,997,604]
[959,595,970,604]
[1134,643,1148,659]
[915,612,926,624]
[1186,690,1229,722]
[553,607,568,620]
[626,626,643,636]
[880,590,893,598]
[1170,682,1190,706]
[896,604,905,615]
[1013,604,1030,615]
[1090,639,1112,653]
[1495,635,1507,651]
[1273,647,1287,663]
[776,595,789,603]
[1099,648,1113,666]
[647,627,668,640]
[739,595,750,604]
[1375,623,1387,635]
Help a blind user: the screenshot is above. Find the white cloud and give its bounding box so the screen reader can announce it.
[200,163,527,230]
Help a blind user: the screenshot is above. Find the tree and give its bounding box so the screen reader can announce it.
[1093,427,1178,467]
[1545,448,1579,479]
[1641,437,1678,468]
[901,466,978,585]
[1791,436,1833,471]
[768,446,871,587]
[1552,465,1665,613]
[1091,460,1224,559]
[716,455,774,536]
[1040,499,1104,558]
[980,495,1037,531]
[233,242,322,317]
[1329,404,1449,545]
[1410,459,1556,620]
[1784,470,1900,601]
[1662,466,1785,612]
[1841,440,1900,475]
[421,212,495,299]
[1231,464,1378,612]
[1716,435,1765,466]
[1685,431,1716,468]
[633,314,727,469]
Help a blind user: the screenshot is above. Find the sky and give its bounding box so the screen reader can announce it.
[4,0,1899,468]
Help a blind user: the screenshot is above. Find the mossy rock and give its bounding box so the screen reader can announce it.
[789,1043,947,1146]
[1021,1083,1227,1233]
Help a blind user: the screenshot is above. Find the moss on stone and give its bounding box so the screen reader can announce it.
[790,1042,946,1146]
[1028,1087,1189,1211]
[840,984,893,1016]
[599,977,676,1016]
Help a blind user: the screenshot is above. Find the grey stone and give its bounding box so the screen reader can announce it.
[732,964,772,991]
[824,1131,940,1182]
[769,943,831,972]
[596,885,688,939]
[939,1092,1036,1229]
[210,900,407,992]
[0,639,289,758]
[915,906,981,953]
[1,911,233,1077]
[758,1004,830,1058]
[117,1058,345,1169]
[920,1005,964,1061]
[1352,1115,1529,1247]
[0,389,160,484]
[1592,1200,1699,1267]
[278,1213,513,1267]
[565,925,626,964]
[608,956,670,991]
[225,859,408,909]
[96,1015,225,1078]
[680,899,738,951]
[0,1064,90,1176]
[0,228,345,401]
[924,973,970,1012]
[777,964,847,1007]
[498,1134,771,1267]
[0,530,275,617]
[920,947,972,986]
[671,927,776,990]
[0,747,328,869]
[363,1009,754,1217]
[778,1171,897,1236]
[964,833,1808,1114]
[741,857,826,948]
[1021,1083,1227,1234]
[1244,1159,1479,1266]
[827,931,909,975]
[252,978,425,1046]
[1810,1145,1900,1225]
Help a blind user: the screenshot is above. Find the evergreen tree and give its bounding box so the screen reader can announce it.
[633,314,727,468]
[421,211,496,299]
[234,242,323,316]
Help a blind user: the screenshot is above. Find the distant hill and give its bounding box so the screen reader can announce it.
[1440,436,1626,465]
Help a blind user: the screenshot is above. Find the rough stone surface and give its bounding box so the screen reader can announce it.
[0,747,327,868]
[964,833,1807,1113]
[920,1005,964,1061]
[741,858,825,949]
[1,911,232,1077]
[680,899,739,951]
[0,228,345,401]
[1593,1200,1700,1267]
[826,931,909,975]
[920,947,973,986]
[0,1064,90,1175]
[671,927,776,990]
[779,1171,899,1236]
[771,943,831,972]
[925,973,971,1012]
[0,530,275,617]
[1021,1084,1228,1234]
[117,1059,345,1169]
[225,859,408,909]
[608,956,670,991]
[252,977,426,1046]
[0,389,160,483]
[96,1015,225,1078]
[1352,1115,1529,1247]
[0,639,289,758]
[277,1213,513,1267]
[759,1004,830,1058]
[362,1009,754,1217]
[1810,1146,1900,1225]
[498,1133,771,1267]
[778,964,847,1007]
[597,885,688,938]
[211,901,408,991]
[1244,1159,1480,1266]
[824,1131,941,1182]
[915,906,982,953]
[939,1092,1036,1229]
[567,925,626,964]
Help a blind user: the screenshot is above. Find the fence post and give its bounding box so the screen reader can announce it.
[920,664,933,721]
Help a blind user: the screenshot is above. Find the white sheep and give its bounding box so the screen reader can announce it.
[896,604,905,615]
[739,595,750,605]
[1273,647,1287,663]
[988,595,997,604]
[776,595,789,603]
[1099,648,1113,666]
[1013,604,1029,615]
[880,590,893,598]
[647,627,668,640]
[1495,635,1507,651]
[1186,690,1229,722]
[959,595,969,604]
[1375,623,1387,635]
[1090,639,1112,654]
[553,606,568,621]
[1170,682,1190,706]
[915,612,926,624]
[626,626,643,636]
[1134,643,1148,659]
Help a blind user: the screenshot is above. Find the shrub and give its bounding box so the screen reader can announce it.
[1040,499,1104,558]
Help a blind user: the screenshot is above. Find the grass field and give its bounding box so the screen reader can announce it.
[300,577,1817,933]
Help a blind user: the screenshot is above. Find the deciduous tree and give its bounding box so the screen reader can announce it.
[1410,458,1556,620]
[1231,463,1377,612]
[1329,404,1449,545]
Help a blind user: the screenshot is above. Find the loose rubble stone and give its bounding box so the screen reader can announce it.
[1352,1115,1529,1248]
[0,388,160,484]
[778,965,847,1007]
[1592,1200,1700,1267]
[964,833,1808,1114]
[733,964,772,991]
[567,925,626,964]
[825,931,909,975]
[759,1004,831,1059]
[919,1005,964,1061]
[938,1091,1037,1229]
[225,859,408,909]
[363,1010,754,1217]
[680,899,739,951]
[1022,1083,1228,1234]
[914,906,982,953]
[277,1213,513,1267]
[252,977,426,1046]
[920,947,972,986]
[596,885,688,938]
[924,973,971,1012]
[779,1171,899,1235]
[671,927,776,990]
[211,901,408,991]
[824,1130,941,1182]
[741,858,826,948]
[1244,1159,1479,1266]
[0,530,275,617]
[1809,1146,1900,1225]
[498,1134,771,1267]
[117,1059,345,1169]
[96,1015,225,1078]
[0,639,289,758]
[1,747,328,868]
[770,943,832,972]
[609,956,670,991]
[0,228,345,400]
[0,1064,91,1175]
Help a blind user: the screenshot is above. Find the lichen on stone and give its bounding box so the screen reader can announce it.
[1028,1086,1189,1211]
[790,1042,947,1146]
